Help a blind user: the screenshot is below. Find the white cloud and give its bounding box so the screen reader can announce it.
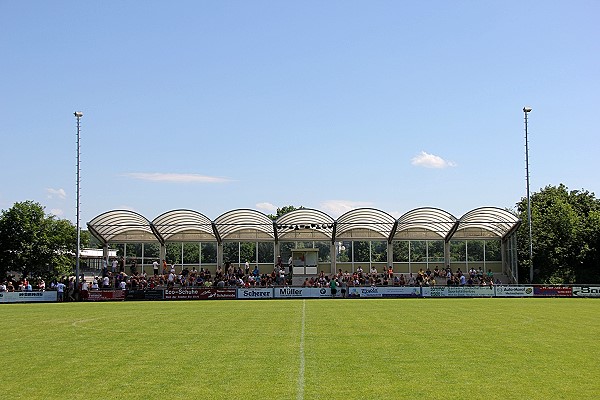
[411,151,456,169]
[46,188,67,199]
[50,208,64,216]
[255,202,278,213]
[320,200,374,218]
[387,210,403,219]
[122,172,230,183]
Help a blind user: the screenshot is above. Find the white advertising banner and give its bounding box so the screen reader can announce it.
[348,286,422,298]
[425,286,495,297]
[0,291,57,303]
[273,287,331,298]
[495,286,534,297]
[237,288,274,299]
[572,287,600,297]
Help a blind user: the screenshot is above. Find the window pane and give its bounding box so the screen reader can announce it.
[393,241,409,262]
[467,240,484,261]
[427,240,444,263]
[485,240,501,261]
[144,242,160,259]
[371,241,387,262]
[280,242,295,263]
[201,242,217,264]
[223,242,239,264]
[240,242,256,264]
[353,241,370,263]
[410,241,426,262]
[315,241,331,263]
[166,243,181,264]
[336,241,351,262]
[258,242,274,264]
[450,240,466,262]
[297,241,313,249]
[183,242,200,264]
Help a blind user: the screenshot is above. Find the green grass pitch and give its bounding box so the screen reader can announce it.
[1,298,598,399]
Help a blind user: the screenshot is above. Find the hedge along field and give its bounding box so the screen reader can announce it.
[1,299,598,400]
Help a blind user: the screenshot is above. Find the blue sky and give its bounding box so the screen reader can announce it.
[1,1,599,224]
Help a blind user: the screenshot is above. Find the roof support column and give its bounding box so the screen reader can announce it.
[387,242,393,269]
[274,242,280,263]
[103,245,109,265]
[444,241,450,268]
[330,243,336,275]
[159,244,166,266]
[217,243,224,268]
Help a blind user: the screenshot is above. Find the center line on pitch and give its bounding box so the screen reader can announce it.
[297,299,306,400]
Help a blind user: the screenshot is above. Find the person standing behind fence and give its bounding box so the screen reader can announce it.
[56,281,65,302]
[153,260,159,276]
[330,278,338,298]
[80,280,89,300]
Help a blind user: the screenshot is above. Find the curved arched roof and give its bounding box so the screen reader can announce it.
[276,208,335,241]
[213,209,274,241]
[87,206,520,245]
[87,210,155,244]
[336,208,396,240]
[454,207,520,240]
[152,209,215,243]
[394,207,458,240]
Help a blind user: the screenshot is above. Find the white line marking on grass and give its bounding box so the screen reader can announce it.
[297,299,306,400]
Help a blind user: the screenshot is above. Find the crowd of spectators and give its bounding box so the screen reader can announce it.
[0,261,500,300]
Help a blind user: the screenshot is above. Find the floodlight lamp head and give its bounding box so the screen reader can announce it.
[74,111,83,118]
[523,107,532,113]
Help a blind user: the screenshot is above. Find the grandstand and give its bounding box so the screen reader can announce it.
[87,206,520,283]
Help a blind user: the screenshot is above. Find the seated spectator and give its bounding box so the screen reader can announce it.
[370,266,378,277]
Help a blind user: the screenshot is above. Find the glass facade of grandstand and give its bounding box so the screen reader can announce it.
[87,207,521,283]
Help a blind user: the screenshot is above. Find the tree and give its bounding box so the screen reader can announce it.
[516,184,600,283]
[0,201,77,280]
[268,205,303,221]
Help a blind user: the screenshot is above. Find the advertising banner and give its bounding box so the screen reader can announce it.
[141,289,165,300]
[495,286,534,297]
[273,287,331,298]
[348,286,421,298]
[533,286,573,297]
[237,288,274,299]
[0,291,57,303]
[87,290,126,301]
[163,288,236,300]
[571,287,600,297]
[215,288,236,299]
[425,286,495,297]
[165,288,215,300]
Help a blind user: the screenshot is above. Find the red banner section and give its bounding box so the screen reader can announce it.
[87,290,126,301]
[533,286,573,297]
[164,288,236,300]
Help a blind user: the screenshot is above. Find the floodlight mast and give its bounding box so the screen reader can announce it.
[523,107,533,283]
[74,111,83,294]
